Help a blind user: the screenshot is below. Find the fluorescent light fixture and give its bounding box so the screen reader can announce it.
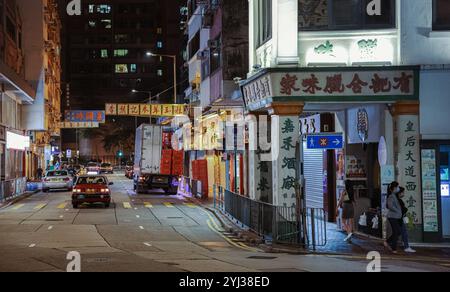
[7,131,30,151]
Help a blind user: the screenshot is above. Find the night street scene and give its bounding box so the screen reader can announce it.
[2,0,450,277]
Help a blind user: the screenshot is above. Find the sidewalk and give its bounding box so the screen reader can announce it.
[192,196,450,259]
[0,190,39,210]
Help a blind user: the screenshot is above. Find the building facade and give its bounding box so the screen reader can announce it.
[19,0,62,174]
[58,0,185,161]
[184,0,248,198]
[241,0,450,243]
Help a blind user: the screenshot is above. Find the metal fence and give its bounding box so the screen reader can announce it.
[214,185,327,249]
[0,178,27,203]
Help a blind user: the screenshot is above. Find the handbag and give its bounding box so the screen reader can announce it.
[359,213,368,227]
[403,216,410,225]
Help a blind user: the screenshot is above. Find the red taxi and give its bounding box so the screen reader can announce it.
[72,175,113,208]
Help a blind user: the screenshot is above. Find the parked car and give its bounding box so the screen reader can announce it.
[86,162,100,175]
[100,163,114,174]
[42,170,74,192]
[72,175,113,208]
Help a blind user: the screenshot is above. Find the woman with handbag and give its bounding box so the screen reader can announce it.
[336,180,355,243]
[397,187,417,254]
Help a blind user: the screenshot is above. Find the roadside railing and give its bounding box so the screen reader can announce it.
[213,185,327,250]
[0,178,27,203]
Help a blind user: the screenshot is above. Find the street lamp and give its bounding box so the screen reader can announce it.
[146,51,177,104]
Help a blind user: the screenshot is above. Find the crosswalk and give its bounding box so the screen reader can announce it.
[4,201,199,212]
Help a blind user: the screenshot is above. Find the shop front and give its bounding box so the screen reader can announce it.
[241,66,425,241]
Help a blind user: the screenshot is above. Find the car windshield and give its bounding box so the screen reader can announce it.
[101,164,111,167]
[77,177,107,185]
[46,171,68,177]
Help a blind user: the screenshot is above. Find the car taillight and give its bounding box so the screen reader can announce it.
[139,176,145,182]
[100,189,109,193]
[73,189,81,193]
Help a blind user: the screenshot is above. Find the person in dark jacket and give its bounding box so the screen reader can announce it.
[397,187,417,254]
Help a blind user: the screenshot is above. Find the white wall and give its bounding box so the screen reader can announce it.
[401,0,450,65]
[420,69,450,139]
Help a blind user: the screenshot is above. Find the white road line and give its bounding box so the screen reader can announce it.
[139,226,145,230]
[29,244,36,248]
[143,242,152,247]
[136,215,141,219]
[48,226,53,230]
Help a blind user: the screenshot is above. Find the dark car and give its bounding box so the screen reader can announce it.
[72,175,113,208]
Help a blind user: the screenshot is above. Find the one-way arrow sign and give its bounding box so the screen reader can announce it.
[306,133,344,150]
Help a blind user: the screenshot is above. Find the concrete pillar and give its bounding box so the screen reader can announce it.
[268,102,304,207]
[392,102,422,239]
[273,0,299,66]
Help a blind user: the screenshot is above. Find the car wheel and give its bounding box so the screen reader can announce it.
[43,188,49,193]
[105,203,110,208]
[72,203,78,209]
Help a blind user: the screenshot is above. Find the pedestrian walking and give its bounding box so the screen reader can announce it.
[397,187,417,254]
[385,182,403,254]
[36,168,43,180]
[336,180,355,242]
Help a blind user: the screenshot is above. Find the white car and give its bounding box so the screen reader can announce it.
[42,170,74,192]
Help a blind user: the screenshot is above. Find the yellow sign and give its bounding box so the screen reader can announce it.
[106,104,186,117]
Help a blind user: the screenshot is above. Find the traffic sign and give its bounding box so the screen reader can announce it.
[306,133,344,150]
[66,149,72,158]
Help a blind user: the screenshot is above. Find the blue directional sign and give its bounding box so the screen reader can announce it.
[306,133,344,150]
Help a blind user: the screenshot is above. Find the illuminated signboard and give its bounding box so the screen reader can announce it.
[6,131,30,151]
[65,110,106,123]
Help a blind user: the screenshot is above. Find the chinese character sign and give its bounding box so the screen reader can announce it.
[65,111,106,123]
[397,115,422,225]
[273,116,300,209]
[105,104,186,117]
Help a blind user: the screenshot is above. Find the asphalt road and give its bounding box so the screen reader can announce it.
[0,173,449,272]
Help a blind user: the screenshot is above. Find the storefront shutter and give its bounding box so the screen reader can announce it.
[304,147,324,209]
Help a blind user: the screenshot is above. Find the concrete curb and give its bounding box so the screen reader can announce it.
[0,191,39,210]
[185,197,265,246]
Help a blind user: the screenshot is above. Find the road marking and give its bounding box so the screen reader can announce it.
[206,219,258,252]
[34,204,47,210]
[164,202,174,208]
[123,202,132,209]
[57,203,67,209]
[144,242,152,247]
[139,226,145,230]
[12,204,25,210]
[134,207,138,210]
[136,215,141,219]
[48,226,53,230]
[183,203,197,208]
[59,215,64,219]
[29,244,36,248]
[144,202,153,209]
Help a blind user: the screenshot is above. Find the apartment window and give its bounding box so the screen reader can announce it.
[115,64,128,73]
[157,27,163,34]
[100,19,112,29]
[101,49,108,58]
[157,41,163,49]
[115,34,129,44]
[88,21,96,28]
[433,0,450,30]
[157,69,163,76]
[114,49,129,57]
[188,31,200,59]
[210,39,221,73]
[298,0,396,31]
[130,64,137,73]
[97,5,111,14]
[256,0,272,47]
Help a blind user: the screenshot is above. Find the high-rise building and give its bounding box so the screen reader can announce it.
[58,0,185,161]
